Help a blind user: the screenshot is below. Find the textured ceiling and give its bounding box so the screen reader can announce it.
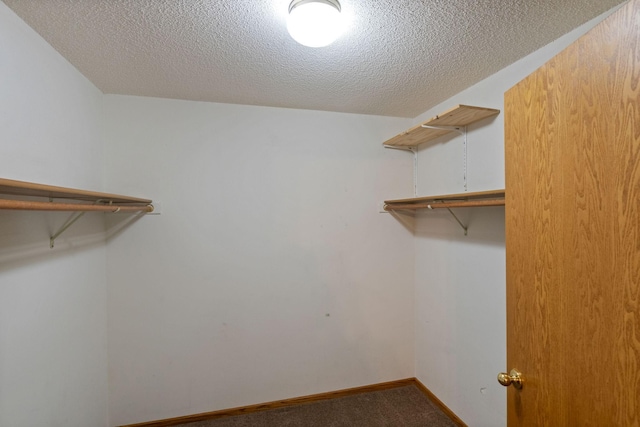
[3,0,626,117]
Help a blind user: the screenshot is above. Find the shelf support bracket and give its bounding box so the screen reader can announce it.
[49,199,117,248]
[428,204,468,235]
[420,125,465,135]
[445,207,468,235]
[383,145,415,151]
[50,211,86,248]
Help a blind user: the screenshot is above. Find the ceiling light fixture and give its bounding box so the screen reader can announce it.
[287,0,344,48]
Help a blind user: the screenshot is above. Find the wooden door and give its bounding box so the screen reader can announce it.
[504,0,640,425]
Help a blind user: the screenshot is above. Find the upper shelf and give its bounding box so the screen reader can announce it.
[384,189,505,211]
[383,105,500,148]
[0,178,153,212]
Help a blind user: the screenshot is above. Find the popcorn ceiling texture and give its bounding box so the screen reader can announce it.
[3,0,625,118]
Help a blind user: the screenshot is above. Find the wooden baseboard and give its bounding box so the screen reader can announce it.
[412,378,468,427]
[119,378,417,427]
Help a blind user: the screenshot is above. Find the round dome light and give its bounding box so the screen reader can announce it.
[287,0,344,48]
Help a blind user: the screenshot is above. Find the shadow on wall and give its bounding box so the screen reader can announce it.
[413,206,505,246]
[388,210,415,233]
[0,208,145,272]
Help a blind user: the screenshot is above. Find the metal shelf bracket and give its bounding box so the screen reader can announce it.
[427,203,468,235]
[420,124,465,135]
[49,199,116,248]
[50,211,86,248]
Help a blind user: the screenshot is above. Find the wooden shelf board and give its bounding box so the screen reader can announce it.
[0,178,151,205]
[383,105,500,148]
[384,189,505,210]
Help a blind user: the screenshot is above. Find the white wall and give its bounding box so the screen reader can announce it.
[0,2,108,427]
[411,7,620,427]
[103,96,416,425]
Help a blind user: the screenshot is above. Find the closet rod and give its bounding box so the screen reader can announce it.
[385,199,504,211]
[0,199,154,213]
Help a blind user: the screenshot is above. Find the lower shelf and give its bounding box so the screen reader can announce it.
[384,189,505,211]
[0,177,154,248]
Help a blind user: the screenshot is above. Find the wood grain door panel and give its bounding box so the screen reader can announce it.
[505,0,640,425]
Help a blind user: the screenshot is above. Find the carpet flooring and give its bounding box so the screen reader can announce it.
[174,384,459,427]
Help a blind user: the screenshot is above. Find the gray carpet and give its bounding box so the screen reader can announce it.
[174,385,458,427]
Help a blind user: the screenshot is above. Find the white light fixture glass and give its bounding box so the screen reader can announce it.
[287,0,344,48]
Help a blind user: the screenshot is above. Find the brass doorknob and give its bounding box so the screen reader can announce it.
[497,369,523,389]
